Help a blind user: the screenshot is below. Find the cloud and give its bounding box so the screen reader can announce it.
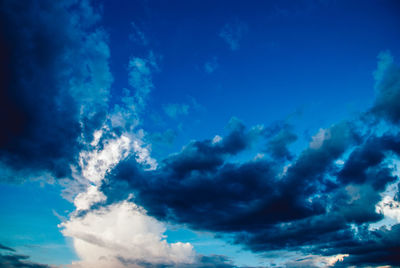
[0,254,50,268]
[219,21,248,51]
[265,125,297,160]
[74,185,107,211]
[128,52,158,111]
[60,200,195,268]
[204,57,219,74]
[149,129,177,145]
[130,22,148,46]
[0,244,15,252]
[105,121,324,232]
[0,0,112,180]
[371,50,400,124]
[163,103,190,119]
[0,244,50,268]
[284,254,348,268]
[2,0,400,265]
[101,52,400,266]
[376,195,400,222]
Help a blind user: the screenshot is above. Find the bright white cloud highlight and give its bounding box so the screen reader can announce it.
[60,200,195,267]
[376,195,400,222]
[74,185,106,211]
[80,134,132,184]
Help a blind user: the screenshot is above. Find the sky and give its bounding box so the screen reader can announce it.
[1,0,400,267]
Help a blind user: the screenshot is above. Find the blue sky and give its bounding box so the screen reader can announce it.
[1,0,400,267]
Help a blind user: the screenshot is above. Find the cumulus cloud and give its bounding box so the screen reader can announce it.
[266,125,297,160]
[60,200,195,268]
[376,195,400,222]
[74,185,107,211]
[60,128,188,267]
[3,0,400,265]
[100,52,400,266]
[0,3,175,267]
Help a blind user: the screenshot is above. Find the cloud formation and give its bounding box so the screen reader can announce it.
[2,0,400,266]
[0,0,112,180]
[164,103,190,119]
[0,244,50,268]
[102,52,400,266]
[61,200,195,268]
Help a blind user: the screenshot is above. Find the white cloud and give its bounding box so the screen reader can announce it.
[131,130,158,170]
[74,185,106,211]
[60,200,195,267]
[253,153,265,161]
[376,195,400,222]
[90,129,103,147]
[62,124,165,267]
[370,178,400,230]
[80,134,132,184]
[212,135,222,144]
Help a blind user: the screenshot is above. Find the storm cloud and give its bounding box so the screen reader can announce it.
[0,0,112,180]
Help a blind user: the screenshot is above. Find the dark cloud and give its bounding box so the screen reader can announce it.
[104,114,400,266]
[338,135,400,189]
[0,244,49,268]
[0,254,50,268]
[161,118,261,179]
[106,122,350,234]
[105,121,328,232]
[265,126,297,161]
[0,244,15,252]
[333,224,400,267]
[0,0,111,180]
[118,254,255,268]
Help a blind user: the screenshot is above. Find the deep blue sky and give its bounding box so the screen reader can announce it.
[1,0,400,267]
[104,0,400,153]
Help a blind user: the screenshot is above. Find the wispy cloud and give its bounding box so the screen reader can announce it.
[204,57,219,74]
[129,21,148,46]
[163,103,190,118]
[128,52,159,111]
[219,21,248,51]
